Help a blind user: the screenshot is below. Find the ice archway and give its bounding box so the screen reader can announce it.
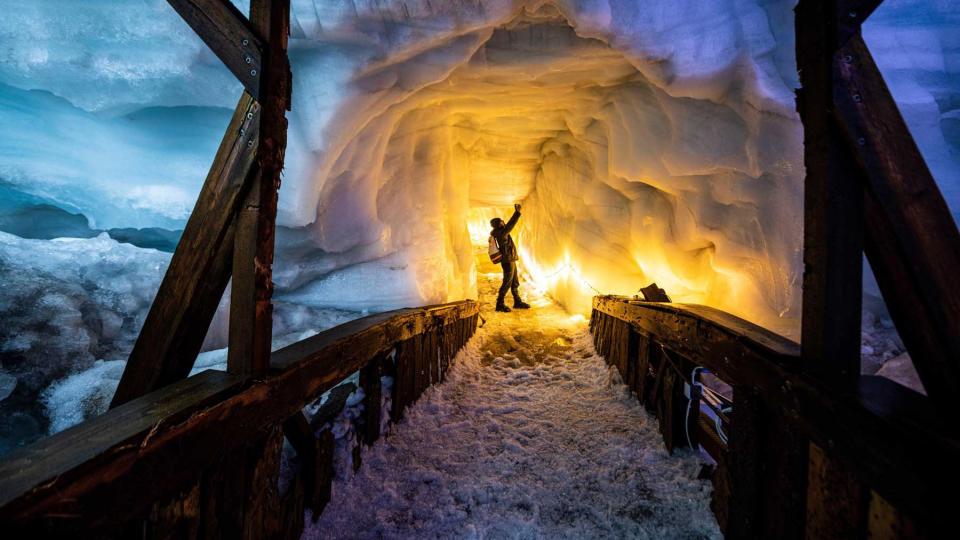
[276,1,804,334]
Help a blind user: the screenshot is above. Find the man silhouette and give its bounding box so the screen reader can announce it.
[490,203,531,312]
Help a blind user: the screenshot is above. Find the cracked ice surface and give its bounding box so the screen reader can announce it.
[309,261,720,538]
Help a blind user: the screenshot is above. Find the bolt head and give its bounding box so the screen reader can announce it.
[247,140,255,148]
[242,39,249,46]
[849,10,857,18]
[247,112,254,120]
[843,54,853,63]
[250,69,257,76]
[245,56,252,64]
[853,93,863,103]
[858,137,866,146]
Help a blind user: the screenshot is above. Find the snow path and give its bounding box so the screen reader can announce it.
[308,260,721,539]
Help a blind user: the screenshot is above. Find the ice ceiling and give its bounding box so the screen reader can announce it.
[278,1,805,332]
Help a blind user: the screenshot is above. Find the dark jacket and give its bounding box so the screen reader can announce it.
[491,210,520,262]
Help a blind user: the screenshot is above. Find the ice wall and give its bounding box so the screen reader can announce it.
[864,0,960,224]
[287,0,805,331]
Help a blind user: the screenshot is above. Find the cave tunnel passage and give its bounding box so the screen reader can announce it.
[291,6,805,338]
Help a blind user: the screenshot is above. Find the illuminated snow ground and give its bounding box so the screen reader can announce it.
[308,254,720,539]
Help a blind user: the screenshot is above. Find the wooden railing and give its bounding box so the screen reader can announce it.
[591,296,957,539]
[0,301,479,537]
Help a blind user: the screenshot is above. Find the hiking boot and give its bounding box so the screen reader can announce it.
[513,300,531,309]
[495,304,512,313]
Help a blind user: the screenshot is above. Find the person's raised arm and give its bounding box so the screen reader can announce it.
[503,204,521,234]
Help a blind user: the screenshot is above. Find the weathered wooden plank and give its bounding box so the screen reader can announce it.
[112,94,261,408]
[391,336,415,422]
[595,297,799,388]
[282,412,318,512]
[241,426,284,538]
[426,328,439,386]
[806,442,863,539]
[166,0,263,99]
[836,0,884,49]
[634,333,651,400]
[763,415,808,540]
[228,0,292,380]
[414,332,427,399]
[657,360,680,452]
[866,490,927,540]
[726,388,764,538]
[646,343,666,412]
[796,0,864,390]
[594,299,959,530]
[314,429,335,519]
[144,481,201,539]
[834,35,960,414]
[0,370,242,511]
[360,357,383,447]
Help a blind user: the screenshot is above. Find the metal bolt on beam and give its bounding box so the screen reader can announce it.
[853,93,863,103]
[250,69,257,76]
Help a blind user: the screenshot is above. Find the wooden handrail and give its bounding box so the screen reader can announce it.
[0,300,478,534]
[591,296,958,537]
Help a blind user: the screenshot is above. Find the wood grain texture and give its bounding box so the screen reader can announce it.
[796,0,864,390]
[112,94,260,408]
[228,0,292,380]
[834,35,960,416]
[806,442,863,540]
[166,0,263,99]
[591,298,958,533]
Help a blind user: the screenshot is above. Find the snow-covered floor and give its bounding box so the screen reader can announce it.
[308,257,721,539]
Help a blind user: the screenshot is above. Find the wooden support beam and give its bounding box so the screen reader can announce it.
[806,442,864,539]
[228,0,292,379]
[833,35,960,415]
[726,388,764,538]
[111,94,260,408]
[795,0,864,390]
[836,0,884,48]
[360,357,383,446]
[166,0,263,99]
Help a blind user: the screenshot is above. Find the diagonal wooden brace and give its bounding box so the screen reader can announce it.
[111,94,261,408]
[167,0,264,99]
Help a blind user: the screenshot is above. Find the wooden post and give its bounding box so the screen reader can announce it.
[806,442,864,539]
[833,35,960,415]
[112,95,260,408]
[360,357,383,446]
[796,0,864,390]
[228,0,292,378]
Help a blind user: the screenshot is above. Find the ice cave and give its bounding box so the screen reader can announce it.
[0,0,958,537]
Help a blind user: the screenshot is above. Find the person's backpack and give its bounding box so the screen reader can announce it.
[488,235,502,263]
